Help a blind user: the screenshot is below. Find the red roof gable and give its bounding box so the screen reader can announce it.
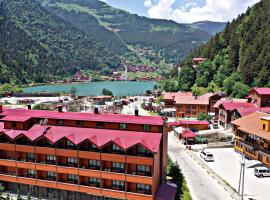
[0,108,164,125]
[233,107,270,117]
[249,88,270,95]
[0,123,161,153]
[220,102,256,111]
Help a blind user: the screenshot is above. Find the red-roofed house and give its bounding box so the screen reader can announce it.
[175,93,222,118]
[231,107,270,121]
[163,92,192,108]
[218,102,256,129]
[0,107,170,200]
[192,57,206,64]
[249,88,270,107]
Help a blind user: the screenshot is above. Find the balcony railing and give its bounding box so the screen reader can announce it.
[137,189,151,195]
[111,168,125,173]
[111,185,125,191]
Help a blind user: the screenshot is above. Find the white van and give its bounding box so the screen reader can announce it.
[254,166,270,178]
[200,150,214,162]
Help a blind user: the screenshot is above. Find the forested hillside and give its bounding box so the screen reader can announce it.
[0,0,120,84]
[174,0,270,97]
[41,0,211,64]
[189,21,227,35]
[0,0,215,84]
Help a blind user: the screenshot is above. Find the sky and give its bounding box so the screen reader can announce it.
[100,0,261,23]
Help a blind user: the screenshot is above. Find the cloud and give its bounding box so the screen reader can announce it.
[144,0,261,23]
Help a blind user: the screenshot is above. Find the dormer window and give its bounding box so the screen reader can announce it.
[67,140,75,148]
[112,144,121,152]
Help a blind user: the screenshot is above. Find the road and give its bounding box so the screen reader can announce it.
[168,132,234,200]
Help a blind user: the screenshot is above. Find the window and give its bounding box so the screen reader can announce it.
[96,122,104,128]
[67,157,77,165]
[67,174,78,182]
[112,144,121,152]
[89,143,98,151]
[112,180,124,190]
[26,153,35,161]
[112,162,125,171]
[142,124,151,131]
[137,183,151,193]
[137,165,150,174]
[67,140,75,148]
[47,171,56,179]
[119,123,127,129]
[89,160,100,168]
[89,177,100,185]
[138,146,150,155]
[46,155,56,163]
[77,121,84,127]
[263,124,266,131]
[27,169,36,175]
[56,119,64,126]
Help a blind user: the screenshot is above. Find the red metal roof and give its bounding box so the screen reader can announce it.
[163,92,192,100]
[168,120,209,127]
[175,93,217,105]
[192,58,205,62]
[0,122,161,153]
[213,98,248,108]
[220,102,256,111]
[249,88,270,95]
[233,107,270,117]
[0,108,164,125]
[181,130,196,138]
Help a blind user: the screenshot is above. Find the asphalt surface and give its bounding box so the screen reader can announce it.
[168,132,234,200]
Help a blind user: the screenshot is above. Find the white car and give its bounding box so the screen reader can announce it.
[200,150,214,162]
[254,166,270,178]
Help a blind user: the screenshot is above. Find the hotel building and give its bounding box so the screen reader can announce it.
[0,105,169,200]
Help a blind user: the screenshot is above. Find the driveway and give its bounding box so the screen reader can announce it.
[168,132,234,200]
[194,148,270,200]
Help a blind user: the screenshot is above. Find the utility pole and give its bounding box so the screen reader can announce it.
[238,152,246,200]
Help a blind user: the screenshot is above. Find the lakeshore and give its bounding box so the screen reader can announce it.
[24,81,156,96]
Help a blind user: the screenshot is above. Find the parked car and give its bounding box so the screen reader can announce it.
[254,166,270,178]
[213,123,219,129]
[200,150,214,162]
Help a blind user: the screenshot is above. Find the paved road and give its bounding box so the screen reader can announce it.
[168,132,234,200]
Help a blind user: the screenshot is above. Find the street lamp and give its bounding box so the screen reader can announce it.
[238,152,245,200]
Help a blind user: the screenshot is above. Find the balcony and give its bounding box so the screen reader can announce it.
[136,171,151,177]
[110,185,125,191]
[137,189,151,195]
[111,168,125,174]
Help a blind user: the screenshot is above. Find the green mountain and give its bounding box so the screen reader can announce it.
[40,0,211,64]
[189,21,227,35]
[175,0,270,96]
[0,0,212,84]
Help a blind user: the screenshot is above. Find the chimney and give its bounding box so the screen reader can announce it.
[58,105,63,113]
[94,107,99,114]
[27,104,32,110]
[135,109,139,116]
[0,104,2,113]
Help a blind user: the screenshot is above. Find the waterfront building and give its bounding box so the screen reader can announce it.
[0,105,170,200]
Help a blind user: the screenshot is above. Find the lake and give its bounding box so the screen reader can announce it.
[24,81,156,96]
